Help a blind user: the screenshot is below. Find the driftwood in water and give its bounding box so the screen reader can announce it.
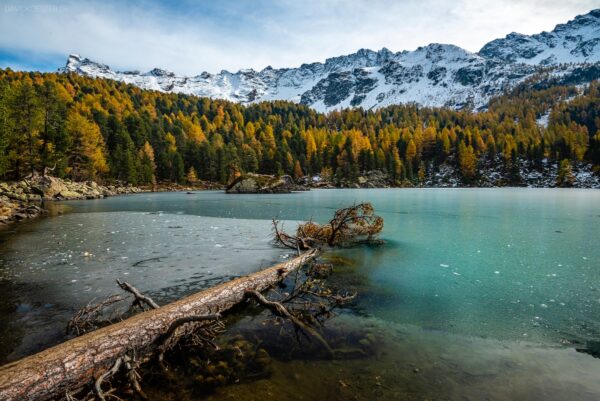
[0,249,318,401]
[273,202,384,250]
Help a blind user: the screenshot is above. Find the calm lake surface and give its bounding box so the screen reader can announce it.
[1,188,600,400]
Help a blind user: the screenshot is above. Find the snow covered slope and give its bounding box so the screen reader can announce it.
[60,9,600,112]
[480,9,600,65]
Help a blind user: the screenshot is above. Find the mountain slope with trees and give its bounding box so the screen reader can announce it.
[0,69,598,187]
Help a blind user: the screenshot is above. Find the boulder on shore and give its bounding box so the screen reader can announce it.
[226,173,302,194]
[0,196,46,225]
[356,170,391,188]
[29,175,68,199]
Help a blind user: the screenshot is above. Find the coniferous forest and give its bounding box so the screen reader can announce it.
[0,68,598,186]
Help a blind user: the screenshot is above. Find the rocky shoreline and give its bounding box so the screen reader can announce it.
[223,159,600,195]
[2,158,598,225]
[0,175,146,226]
[307,158,600,190]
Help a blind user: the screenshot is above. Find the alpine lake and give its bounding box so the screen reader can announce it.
[1,188,600,400]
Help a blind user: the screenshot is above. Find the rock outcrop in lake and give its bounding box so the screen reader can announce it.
[0,176,146,225]
[226,174,306,194]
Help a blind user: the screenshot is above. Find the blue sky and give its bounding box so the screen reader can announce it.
[1,0,599,75]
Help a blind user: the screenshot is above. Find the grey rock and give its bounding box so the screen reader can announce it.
[226,173,299,194]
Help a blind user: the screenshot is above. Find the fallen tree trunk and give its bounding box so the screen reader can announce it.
[0,249,318,401]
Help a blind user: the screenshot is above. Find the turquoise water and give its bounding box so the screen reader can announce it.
[1,189,600,399]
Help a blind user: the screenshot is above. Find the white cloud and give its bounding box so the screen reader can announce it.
[0,0,598,74]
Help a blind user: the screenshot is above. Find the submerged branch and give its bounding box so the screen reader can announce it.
[244,289,334,357]
[94,357,123,401]
[67,295,125,336]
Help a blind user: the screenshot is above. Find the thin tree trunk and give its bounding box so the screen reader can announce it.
[26,96,35,177]
[0,249,318,401]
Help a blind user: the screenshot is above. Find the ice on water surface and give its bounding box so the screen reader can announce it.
[1,188,600,390]
[0,209,291,361]
[2,211,289,298]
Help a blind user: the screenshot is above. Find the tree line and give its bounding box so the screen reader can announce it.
[0,69,598,185]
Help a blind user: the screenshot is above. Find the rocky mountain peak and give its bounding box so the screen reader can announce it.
[479,9,600,65]
[148,68,175,78]
[61,53,111,74]
[59,9,600,112]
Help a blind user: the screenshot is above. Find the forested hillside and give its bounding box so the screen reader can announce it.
[0,69,598,186]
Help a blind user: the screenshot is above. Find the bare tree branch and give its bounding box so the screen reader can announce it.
[116,279,160,310]
[245,289,333,357]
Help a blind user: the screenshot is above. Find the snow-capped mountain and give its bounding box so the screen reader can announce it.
[480,9,600,65]
[60,9,600,112]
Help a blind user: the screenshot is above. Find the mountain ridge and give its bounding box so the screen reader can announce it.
[60,9,600,112]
